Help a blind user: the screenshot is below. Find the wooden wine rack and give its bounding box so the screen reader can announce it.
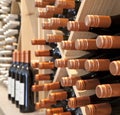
[20,0,120,115]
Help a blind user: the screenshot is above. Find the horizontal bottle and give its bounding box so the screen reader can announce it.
[53,112,72,115]
[96,83,120,98]
[85,97,120,115]
[55,58,68,68]
[68,94,117,108]
[35,1,50,8]
[76,74,120,90]
[35,47,61,58]
[61,41,75,50]
[34,73,54,81]
[46,107,64,115]
[67,21,118,35]
[31,39,57,48]
[4,29,19,37]
[109,60,120,76]
[96,35,120,49]
[85,14,120,29]
[47,34,68,42]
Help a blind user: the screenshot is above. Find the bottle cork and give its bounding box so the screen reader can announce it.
[16,51,21,63]
[68,96,91,108]
[55,59,68,67]
[35,74,51,81]
[67,59,86,69]
[55,0,75,9]
[46,5,63,14]
[76,79,100,90]
[53,112,72,115]
[61,41,75,50]
[67,21,89,31]
[49,91,67,101]
[32,62,39,68]
[44,82,61,91]
[85,103,112,115]
[35,50,50,56]
[47,34,64,42]
[85,15,111,28]
[84,59,110,71]
[42,22,58,30]
[61,76,81,87]
[39,62,55,69]
[96,84,120,98]
[46,107,64,115]
[32,84,44,92]
[96,35,120,49]
[13,50,17,62]
[35,1,49,7]
[31,39,46,45]
[25,50,31,63]
[75,39,97,50]
[39,10,53,18]
[109,60,120,75]
[50,18,69,27]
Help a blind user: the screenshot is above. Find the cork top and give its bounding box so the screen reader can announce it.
[16,51,21,62]
[55,58,68,67]
[67,21,89,31]
[39,62,55,69]
[39,10,53,18]
[96,35,120,49]
[61,76,81,87]
[67,59,86,69]
[95,84,120,98]
[85,15,111,28]
[35,74,51,81]
[35,50,50,57]
[25,50,31,63]
[50,18,69,27]
[76,79,100,90]
[75,39,97,50]
[46,5,63,14]
[35,1,49,8]
[109,60,120,75]
[85,103,112,115]
[49,91,67,101]
[44,82,61,91]
[42,22,58,30]
[31,39,46,45]
[68,96,90,108]
[61,41,75,50]
[13,50,17,62]
[47,34,64,42]
[46,107,64,115]
[55,0,75,9]
[32,62,39,68]
[53,112,72,115]
[32,84,44,92]
[84,59,110,71]
[21,50,25,63]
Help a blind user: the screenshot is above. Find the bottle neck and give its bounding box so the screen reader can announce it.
[25,50,31,64]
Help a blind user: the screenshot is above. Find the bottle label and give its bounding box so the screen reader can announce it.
[15,80,20,101]
[19,83,24,105]
[8,77,11,94]
[11,78,15,97]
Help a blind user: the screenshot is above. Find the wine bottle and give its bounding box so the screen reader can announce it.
[35,1,50,8]
[95,83,120,98]
[61,41,75,50]
[19,50,35,113]
[109,60,120,76]
[11,51,19,103]
[68,94,117,108]
[76,74,120,90]
[31,39,57,48]
[14,51,21,107]
[85,98,120,115]
[96,35,120,49]
[55,58,68,68]
[67,21,118,35]
[35,47,61,59]
[8,51,17,100]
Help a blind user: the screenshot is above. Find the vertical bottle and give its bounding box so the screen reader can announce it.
[8,51,17,100]
[11,51,19,103]
[15,51,21,107]
[19,50,35,113]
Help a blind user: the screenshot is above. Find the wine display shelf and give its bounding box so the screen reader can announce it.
[1,0,119,115]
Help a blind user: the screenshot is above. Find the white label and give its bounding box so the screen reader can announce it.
[8,77,11,94]
[19,83,24,105]
[15,80,20,101]
[11,78,15,97]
